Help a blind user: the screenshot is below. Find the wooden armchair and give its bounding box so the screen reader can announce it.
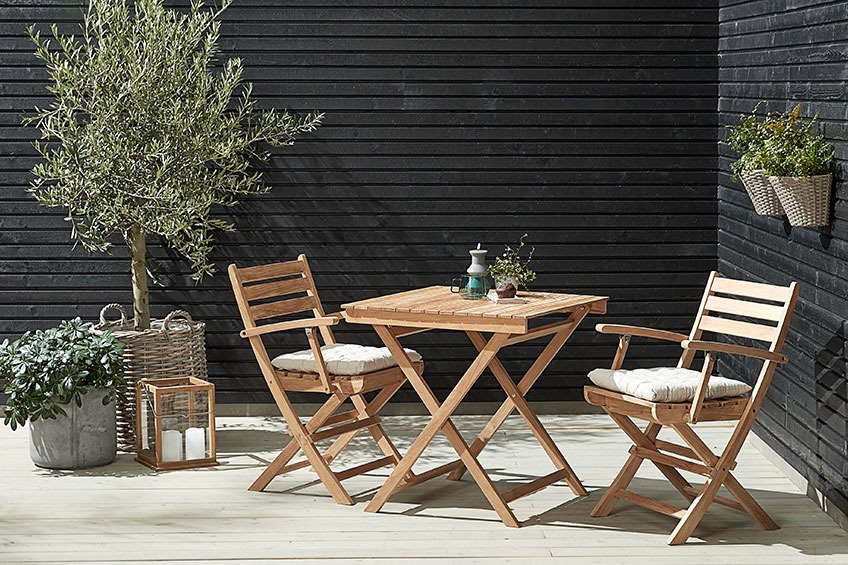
[228,255,422,505]
[584,271,799,544]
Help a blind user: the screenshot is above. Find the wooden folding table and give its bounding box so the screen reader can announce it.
[342,286,607,527]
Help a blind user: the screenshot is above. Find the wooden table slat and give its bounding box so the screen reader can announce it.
[343,286,607,334]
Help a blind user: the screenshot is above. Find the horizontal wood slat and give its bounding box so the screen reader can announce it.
[704,294,786,322]
[697,315,777,342]
[680,484,746,513]
[243,276,310,302]
[710,277,793,303]
[615,489,688,519]
[250,295,318,321]
[501,469,573,503]
[2,1,718,409]
[654,439,700,461]
[237,260,306,284]
[334,456,395,481]
[629,446,712,476]
[310,415,382,443]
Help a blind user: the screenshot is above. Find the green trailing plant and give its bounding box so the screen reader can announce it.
[25,0,322,330]
[727,103,833,178]
[1,319,126,431]
[726,102,766,178]
[488,234,537,289]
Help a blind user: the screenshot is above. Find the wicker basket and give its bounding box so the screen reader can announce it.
[768,174,832,227]
[739,170,784,216]
[96,304,207,452]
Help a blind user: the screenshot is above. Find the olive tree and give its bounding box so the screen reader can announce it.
[26,0,322,329]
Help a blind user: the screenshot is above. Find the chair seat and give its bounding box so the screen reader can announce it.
[272,342,422,376]
[588,366,751,403]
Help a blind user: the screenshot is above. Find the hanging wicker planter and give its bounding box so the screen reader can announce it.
[739,170,784,216]
[767,174,832,227]
[95,304,208,452]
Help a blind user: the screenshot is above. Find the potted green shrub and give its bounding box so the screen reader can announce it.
[1,319,126,469]
[487,234,536,299]
[24,0,322,448]
[727,104,834,225]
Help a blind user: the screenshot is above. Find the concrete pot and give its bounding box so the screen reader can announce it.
[29,389,117,469]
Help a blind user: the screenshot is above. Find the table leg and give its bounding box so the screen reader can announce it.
[367,326,521,527]
[448,306,590,484]
[462,329,588,496]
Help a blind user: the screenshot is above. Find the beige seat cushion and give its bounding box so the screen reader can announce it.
[587,366,751,403]
[272,343,422,376]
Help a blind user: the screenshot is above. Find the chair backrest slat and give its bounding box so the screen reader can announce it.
[228,254,336,345]
[680,271,797,369]
[250,295,318,321]
[237,259,307,284]
[243,277,312,302]
[703,295,786,322]
[710,276,794,303]
[697,315,778,343]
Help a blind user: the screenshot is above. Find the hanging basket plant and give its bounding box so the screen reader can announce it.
[737,170,784,216]
[767,174,833,227]
[24,0,322,449]
[726,104,834,226]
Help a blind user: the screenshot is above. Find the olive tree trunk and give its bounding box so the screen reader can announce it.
[129,224,150,330]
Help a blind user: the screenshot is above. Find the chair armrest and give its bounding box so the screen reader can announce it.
[596,324,689,343]
[682,340,787,364]
[239,317,339,338]
[325,311,347,321]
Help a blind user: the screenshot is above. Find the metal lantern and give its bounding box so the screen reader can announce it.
[135,377,218,471]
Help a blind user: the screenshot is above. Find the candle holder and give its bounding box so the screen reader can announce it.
[135,377,218,471]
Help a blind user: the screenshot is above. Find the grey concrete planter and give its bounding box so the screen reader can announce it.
[29,389,117,469]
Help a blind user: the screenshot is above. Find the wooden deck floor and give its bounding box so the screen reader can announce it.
[2,414,847,564]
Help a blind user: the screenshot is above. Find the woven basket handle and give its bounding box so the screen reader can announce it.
[162,310,195,335]
[98,303,129,327]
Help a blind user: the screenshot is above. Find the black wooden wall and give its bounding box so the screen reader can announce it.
[717,1,848,516]
[1,1,718,404]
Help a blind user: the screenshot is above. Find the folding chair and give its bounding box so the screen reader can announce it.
[584,271,798,544]
[228,255,422,505]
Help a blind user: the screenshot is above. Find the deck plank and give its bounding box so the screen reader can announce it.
[1,414,846,563]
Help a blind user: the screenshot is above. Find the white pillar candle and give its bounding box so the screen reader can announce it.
[162,429,183,462]
[185,427,206,460]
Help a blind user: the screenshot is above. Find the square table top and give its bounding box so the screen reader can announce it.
[343,286,607,335]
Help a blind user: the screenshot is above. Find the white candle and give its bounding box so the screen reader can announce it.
[185,427,206,460]
[162,430,183,462]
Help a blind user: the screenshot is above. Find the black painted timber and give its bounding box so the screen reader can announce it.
[1,1,718,406]
[718,0,848,517]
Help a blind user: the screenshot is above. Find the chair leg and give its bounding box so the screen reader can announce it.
[350,385,407,466]
[296,427,355,505]
[722,473,779,530]
[256,390,354,505]
[592,416,662,517]
[672,422,778,532]
[665,417,777,544]
[249,440,304,492]
[609,413,696,504]
[667,476,725,545]
[447,311,588,482]
[464,330,587,496]
[321,382,405,466]
[249,392,346,492]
